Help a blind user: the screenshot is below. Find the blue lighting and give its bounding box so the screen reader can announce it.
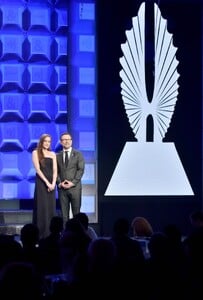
[0,0,97,222]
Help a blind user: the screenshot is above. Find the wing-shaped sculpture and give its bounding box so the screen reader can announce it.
[119,2,179,142]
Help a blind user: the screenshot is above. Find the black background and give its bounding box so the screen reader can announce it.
[97,0,202,236]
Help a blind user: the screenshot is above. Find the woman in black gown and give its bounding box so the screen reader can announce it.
[32,133,57,239]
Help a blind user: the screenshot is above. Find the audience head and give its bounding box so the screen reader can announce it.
[20,223,39,247]
[184,226,203,264]
[163,223,182,244]
[49,216,64,234]
[74,212,89,230]
[62,217,91,252]
[87,238,117,273]
[131,216,153,238]
[190,210,203,229]
[113,217,130,236]
[65,217,87,235]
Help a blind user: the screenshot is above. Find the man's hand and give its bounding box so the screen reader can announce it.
[61,180,74,189]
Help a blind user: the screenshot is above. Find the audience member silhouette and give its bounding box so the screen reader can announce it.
[48,218,91,299]
[163,223,186,263]
[59,218,91,280]
[0,261,44,300]
[183,226,203,298]
[131,216,153,238]
[0,234,23,269]
[74,212,98,240]
[86,237,118,297]
[111,217,146,295]
[146,231,188,299]
[111,217,145,263]
[189,210,203,230]
[38,216,64,275]
[20,223,42,273]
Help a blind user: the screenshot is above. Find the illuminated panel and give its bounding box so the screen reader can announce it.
[0,153,23,180]
[0,123,24,151]
[29,7,50,31]
[1,4,23,29]
[0,182,19,199]
[79,35,95,52]
[27,65,52,92]
[81,196,95,215]
[0,64,25,91]
[27,36,51,62]
[27,94,52,122]
[82,163,95,185]
[80,132,95,151]
[69,1,97,222]
[79,67,95,84]
[79,99,95,117]
[0,93,24,122]
[1,35,24,60]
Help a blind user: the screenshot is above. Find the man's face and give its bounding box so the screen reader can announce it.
[60,134,72,150]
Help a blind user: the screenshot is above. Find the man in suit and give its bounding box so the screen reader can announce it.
[56,132,85,226]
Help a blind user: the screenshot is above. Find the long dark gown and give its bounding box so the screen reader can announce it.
[33,157,56,239]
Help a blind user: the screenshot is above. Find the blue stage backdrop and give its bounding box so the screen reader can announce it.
[0,0,97,223]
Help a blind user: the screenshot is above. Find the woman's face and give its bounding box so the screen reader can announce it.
[42,136,51,149]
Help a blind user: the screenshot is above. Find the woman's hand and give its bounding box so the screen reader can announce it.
[47,182,55,192]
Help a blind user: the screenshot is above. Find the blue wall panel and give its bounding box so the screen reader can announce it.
[0,0,97,223]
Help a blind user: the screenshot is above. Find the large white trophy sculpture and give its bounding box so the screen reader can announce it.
[105,2,194,196]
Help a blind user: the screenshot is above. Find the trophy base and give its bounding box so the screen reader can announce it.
[105,142,194,196]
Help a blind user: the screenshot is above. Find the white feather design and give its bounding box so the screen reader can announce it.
[119,2,179,142]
